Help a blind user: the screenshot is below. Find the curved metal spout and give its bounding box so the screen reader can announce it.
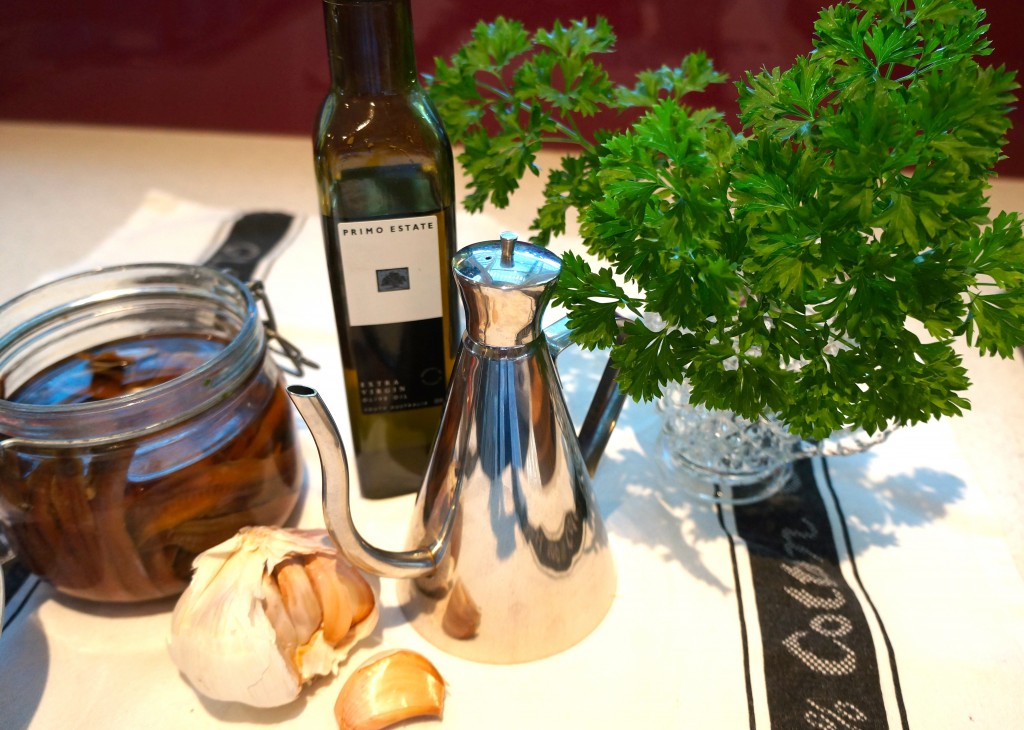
[286,385,452,579]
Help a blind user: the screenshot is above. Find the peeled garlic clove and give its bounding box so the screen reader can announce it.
[262,570,300,661]
[305,554,354,645]
[168,526,378,708]
[275,557,323,646]
[335,559,376,624]
[335,650,446,730]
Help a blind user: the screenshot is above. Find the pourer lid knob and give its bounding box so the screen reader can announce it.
[500,230,517,265]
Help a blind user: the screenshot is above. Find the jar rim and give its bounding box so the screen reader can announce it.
[0,263,265,444]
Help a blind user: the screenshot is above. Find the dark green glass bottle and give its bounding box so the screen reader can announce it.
[314,0,459,498]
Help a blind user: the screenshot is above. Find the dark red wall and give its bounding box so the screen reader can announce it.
[2,0,1022,175]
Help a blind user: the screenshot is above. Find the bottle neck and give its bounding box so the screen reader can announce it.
[322,0,419,95]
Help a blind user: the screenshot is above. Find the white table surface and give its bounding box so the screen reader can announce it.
[2,121,1024,728]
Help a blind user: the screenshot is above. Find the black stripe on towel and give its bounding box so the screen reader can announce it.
[717,502,758,730]
[721,458,908,729]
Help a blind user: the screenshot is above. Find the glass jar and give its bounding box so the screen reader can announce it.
[0,264,302,602]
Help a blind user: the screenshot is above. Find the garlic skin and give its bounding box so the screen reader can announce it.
[168,526,378,708]
[335,650,446,730]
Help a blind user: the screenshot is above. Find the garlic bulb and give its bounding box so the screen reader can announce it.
[335,650,446,730]
[168,526,378,708]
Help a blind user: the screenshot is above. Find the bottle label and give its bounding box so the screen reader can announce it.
[336,214,442,326]
[334,213,447,414]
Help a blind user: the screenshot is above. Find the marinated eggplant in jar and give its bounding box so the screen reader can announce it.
[0,333,301,602]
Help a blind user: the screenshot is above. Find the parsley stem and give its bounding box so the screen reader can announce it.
[473,78,596,153]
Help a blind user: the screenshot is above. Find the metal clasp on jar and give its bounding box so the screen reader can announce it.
[248,281,320,377]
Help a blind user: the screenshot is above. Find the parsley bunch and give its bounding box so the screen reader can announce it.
[428,0,1024,439]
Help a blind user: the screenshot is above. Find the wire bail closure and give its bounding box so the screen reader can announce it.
[248,281,319,377]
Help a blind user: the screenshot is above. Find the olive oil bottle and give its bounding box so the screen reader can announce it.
[314,0,459,498]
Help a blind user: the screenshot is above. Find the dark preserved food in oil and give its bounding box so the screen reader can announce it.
[0,334,301,602]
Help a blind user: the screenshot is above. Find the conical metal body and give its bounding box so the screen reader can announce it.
[396,234,616,663]
[288,233,621,664]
